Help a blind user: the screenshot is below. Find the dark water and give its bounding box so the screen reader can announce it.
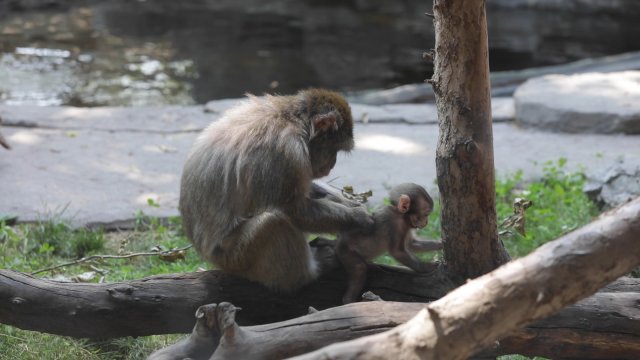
[0,0,638,106]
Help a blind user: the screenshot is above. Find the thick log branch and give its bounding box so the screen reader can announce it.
[0,250,454,338]
[158,292,640,360]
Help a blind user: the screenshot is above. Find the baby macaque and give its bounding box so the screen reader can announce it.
[337,183,442,304]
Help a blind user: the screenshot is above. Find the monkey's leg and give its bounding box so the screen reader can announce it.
[337,248,368,304]
[409,237,443,252]
[225,211,318,292]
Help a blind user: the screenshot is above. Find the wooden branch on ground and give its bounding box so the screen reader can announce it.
[290,197,640,360]
[493,293,640,359]
[0,244,454,338]
[30,244,193,275]
[156,291,639,360]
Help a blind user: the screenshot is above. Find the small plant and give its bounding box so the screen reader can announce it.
[495,159,598,257]
[69,229,106,259]
[20,220,105,259]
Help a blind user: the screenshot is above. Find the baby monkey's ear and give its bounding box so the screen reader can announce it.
[397,194,411,213]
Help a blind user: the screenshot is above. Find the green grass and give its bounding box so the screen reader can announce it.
[0,160,600,359]
[0,214,208,360]
[494,158,599,256]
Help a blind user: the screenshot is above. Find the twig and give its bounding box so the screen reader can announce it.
[31,244,193,275]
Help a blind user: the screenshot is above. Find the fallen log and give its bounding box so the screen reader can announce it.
[163,291,640,360]
[1,260,638,351]
[0,240,454,338]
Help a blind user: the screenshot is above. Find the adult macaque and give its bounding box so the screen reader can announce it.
[337,183,442,303]
[180,89,373,292]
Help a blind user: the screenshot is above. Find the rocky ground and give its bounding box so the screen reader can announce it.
[1,75,638,227]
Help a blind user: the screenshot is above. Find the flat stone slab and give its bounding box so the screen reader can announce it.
[206,98,513,125]
[1,104,638,227]
[514,71,640,134]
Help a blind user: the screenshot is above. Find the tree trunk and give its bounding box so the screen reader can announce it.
[289,197,640,360]
[432,0,510,281]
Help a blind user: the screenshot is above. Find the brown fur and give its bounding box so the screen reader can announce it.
[337,183,442,303]
[180,89,372,292]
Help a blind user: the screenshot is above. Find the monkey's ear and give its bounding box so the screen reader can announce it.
[398,194,411,213]
[312,111,339,133]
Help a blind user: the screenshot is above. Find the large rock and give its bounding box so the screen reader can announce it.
[514,71,640,134]
[584,161,640,209]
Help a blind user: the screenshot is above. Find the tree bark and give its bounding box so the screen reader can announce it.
[0,252,454,338]
[290,197,640,360]
[1,268,637,343]
[432,0,510,281]
[164,293,640,360]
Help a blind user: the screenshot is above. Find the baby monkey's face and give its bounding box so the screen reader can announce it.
[409,201,432,229]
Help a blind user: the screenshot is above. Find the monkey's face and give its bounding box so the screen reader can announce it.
[309,146,337,178]
[301,89,355,179]
[408,200,432,229]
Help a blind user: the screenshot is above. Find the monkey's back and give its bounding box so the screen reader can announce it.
[179,96,313,260]
[337,205,399,260]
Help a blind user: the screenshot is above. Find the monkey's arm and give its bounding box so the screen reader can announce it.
[409,237,443,252]
[390,248,438,273]
[289,198,373,233]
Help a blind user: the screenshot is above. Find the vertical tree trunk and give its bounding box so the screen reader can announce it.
[432,0,510,280]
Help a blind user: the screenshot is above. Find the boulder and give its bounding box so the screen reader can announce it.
[514,71,640,134]
[584,161,640,209]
